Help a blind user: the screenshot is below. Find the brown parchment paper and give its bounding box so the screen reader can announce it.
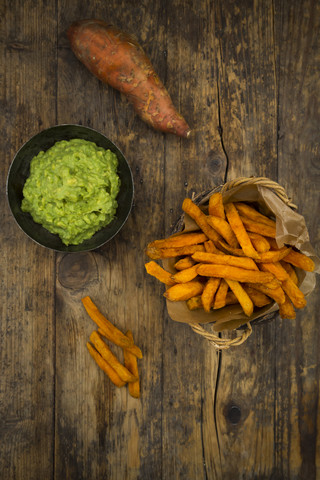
[163,182,320,328]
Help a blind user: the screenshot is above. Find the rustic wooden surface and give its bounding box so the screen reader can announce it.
[1,0,319,479]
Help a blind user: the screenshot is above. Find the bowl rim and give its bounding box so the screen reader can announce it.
[6,124,134,252]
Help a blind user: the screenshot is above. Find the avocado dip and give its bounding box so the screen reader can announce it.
[21,139,120,245]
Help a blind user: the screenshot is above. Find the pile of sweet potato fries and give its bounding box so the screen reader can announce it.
[82,296,142,397]
[145,193,315,321]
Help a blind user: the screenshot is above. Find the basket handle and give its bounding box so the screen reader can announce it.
[220,176,297,209]
[190,322,252,350]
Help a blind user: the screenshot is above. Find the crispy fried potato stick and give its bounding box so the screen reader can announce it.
[247,233,271,253]
[225,279,254,316]
[97,328,143,359]
[208,192,225,219]
[225,203,260,259]
[255,247,292,263]
[182,198,222,243]
[171,264,200,283]
[145,261,176,286]
[87,342,126,387]
[204,240,219,253]
[192,251,258,270]
[174,256,196,270]
[201,278,221,312]
[207,215,239,248]
[280,261,299,285]
[213,279,229,309]
[282,250,315,272]
[124,331,140,398]
[281,277,306,309]
[149,232,207,249]
[145,244,205,259]
[239,215,276,238]
[279,295,296,319]
[234,202,276,228]
[90,331,137,383]
[245,283,286,305]
[197,264,274,283]
[218,240,246,257]
[186,295,204,310]
[82,296,133,349]
[259,262,289,281]
[164,281,204,301]
[243,285,272,308]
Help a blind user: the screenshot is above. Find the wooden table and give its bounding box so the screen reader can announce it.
[1,1,319,478]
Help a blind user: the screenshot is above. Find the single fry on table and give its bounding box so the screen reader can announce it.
[90,331,137,383]
[87,342,126,388]
[82,296,133,349]
[123,331,140,399]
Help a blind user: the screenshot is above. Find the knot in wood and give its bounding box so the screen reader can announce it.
[226,405,241,425]
[58,252,98,289]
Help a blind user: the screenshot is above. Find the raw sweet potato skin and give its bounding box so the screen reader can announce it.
[67,19,191,138]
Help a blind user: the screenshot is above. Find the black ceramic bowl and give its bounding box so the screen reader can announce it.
[6,124,134,252]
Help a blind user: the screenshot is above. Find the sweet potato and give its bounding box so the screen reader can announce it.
[67,19,191,137]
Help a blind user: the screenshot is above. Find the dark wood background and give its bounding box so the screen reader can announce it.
[1,0,319,479]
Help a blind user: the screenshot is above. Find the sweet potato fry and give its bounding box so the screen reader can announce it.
[145,244,205,259]
[234,202,276,228]
[239,215,276,238]
[218,240,246,257]
[82,296,133,349]
[149,232,207,249]
[174,256,196,270]
[280,261,299,285]
[207,215,239,248]
[245,283,286,305]
[281,277,306,309]
[259,262,289,281]
[90,331,137,383]
[247,233,270,253]
[97,328,143,359]
[171,264,200,283]
[243,285,272,308]
[204,240,219,253]
[213,279,229,309]
[197,264,274,283]
[279,295,296,319]
[145,261,176,286]
[163,281,204,301]
[192,251,259,270]
[225,203,260,259]
[282,249,315,272]
[186,295,203,310]
[182,198,222,243]
[225,279,254,316]
[255,247,292,263]
[124,331,140,399]
[201,278,221,312]
[87,342,126,387]
[208,192,225,219]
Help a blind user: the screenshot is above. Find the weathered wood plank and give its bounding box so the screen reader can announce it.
[162,1,226,479]
[275,1,320,478]
[0,2,56,479]
[212,1,279,478]
[55,2,168,479]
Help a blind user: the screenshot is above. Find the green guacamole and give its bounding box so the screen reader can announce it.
[21,139,120,246]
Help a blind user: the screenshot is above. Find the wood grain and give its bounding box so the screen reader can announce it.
[0,0,319,479]
[0,2,56,479]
